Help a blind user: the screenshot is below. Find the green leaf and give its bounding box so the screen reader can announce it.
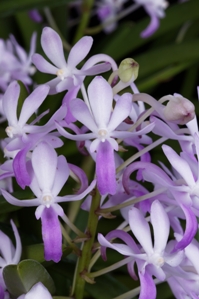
[0,0,73,18]
[23,243,73,263]
[137,61,194,91]
[135,40,199,81]
[85,274,129,299]
[3,259,56,297]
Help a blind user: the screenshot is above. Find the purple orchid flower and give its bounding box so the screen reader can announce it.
[1,142,96,262]
[56,76,154,195]
[2,81,50,141]
[0,33,36,92]
[32,27,112,94]
[98,200,184,299]
[136,0,168,38]
[96,0,125,33]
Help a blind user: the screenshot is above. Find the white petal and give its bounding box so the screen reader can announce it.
[32,53,58,74]
[129,208,153,254]
[67,36,93,68]
[41,27,66,68]
[70,98,98,132]
[52,156,69,196]
[162,144,195,187]
[151,200,170,253]
[108,93,132,132]
[32,142,57,192]
[2,81,19,126]
[88,76,113,128]
[24,282,52,299]
[18,85,49,127]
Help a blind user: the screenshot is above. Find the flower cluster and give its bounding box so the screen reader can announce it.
[0,17,198,299]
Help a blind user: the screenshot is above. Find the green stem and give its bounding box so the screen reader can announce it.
[73,188,101,299]
[73,0,94,44]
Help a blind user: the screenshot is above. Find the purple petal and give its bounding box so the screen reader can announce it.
[32,142,57,191]
[141,11,160,38]
[98,233,135,259]
[173,204,197,251]
[28,9,43,23]
[151,200,170,253]
[68,163,88,194]
[100,229,140,260]
[138,271,156,299]
[122,161,173,195]
[32,53,58,74]
[82,54,118,76]
[96,140,116,195]
[0,286,4,299]
[129,208,153,254]
[56,121,96,141]
[88,76,113,128]
[108,93,132,132]
[2,81,19,126]
[80,62,111,75]
[70,98,97,131]
[13,146,32,189]
[56,179,96,203]
[41,27,66,68]
[18,85,49,127]
[68,36,93,68]
[40,206,62,262]
[111,122,154,139]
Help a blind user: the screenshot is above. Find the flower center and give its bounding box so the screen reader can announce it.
[147,252,165,267]
[42,194,53,208]
[98,129,108,142]
[56,69,65,80]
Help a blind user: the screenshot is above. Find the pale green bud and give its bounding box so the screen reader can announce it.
[118,58,139,83]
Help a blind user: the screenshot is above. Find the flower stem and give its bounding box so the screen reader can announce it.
[73,0,94,44]
[89,256,133,278]
[73,188,101,299]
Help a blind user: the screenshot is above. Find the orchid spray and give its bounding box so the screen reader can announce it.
[0,1,199,299]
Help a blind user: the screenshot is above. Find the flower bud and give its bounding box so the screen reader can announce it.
[118,58,139,83]
[163,94,195,125]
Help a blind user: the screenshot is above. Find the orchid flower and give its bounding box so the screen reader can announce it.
[56,76,154,195]
[1,142,96,262]
[32,27,112,94]
[0,33,36,92]
[2,81,50,142]
[98,200,184,299]
[96,0,126,33]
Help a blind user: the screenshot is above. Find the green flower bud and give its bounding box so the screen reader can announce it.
[118,58,139,83]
